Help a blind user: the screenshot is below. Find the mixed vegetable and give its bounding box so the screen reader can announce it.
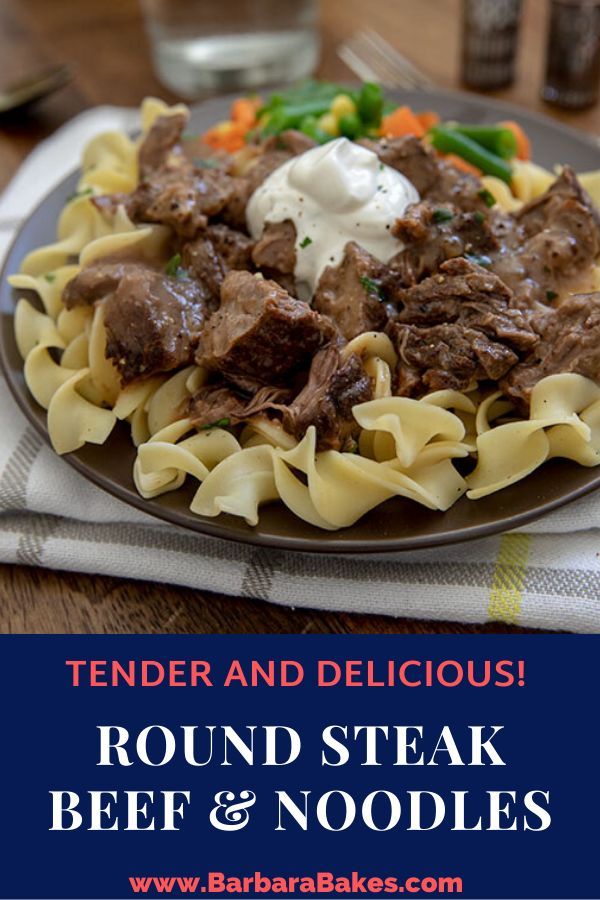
[202,80,531,186]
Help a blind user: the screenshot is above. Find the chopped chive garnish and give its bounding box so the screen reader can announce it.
[165,253,182,276]
[478,187,496,208]
[66,186,93,203]
[474,210,486,224]
[433,208,453,224]
[299,235,313,248]
[194,157,220,169]
[200,417,231,430]
[360,275,386,299]
[465,252,492,267]
[546,290,558,301]
[43,273,56,283]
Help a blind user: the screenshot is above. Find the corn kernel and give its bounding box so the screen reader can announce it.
[331,94,357,121]
[318,112,340,136]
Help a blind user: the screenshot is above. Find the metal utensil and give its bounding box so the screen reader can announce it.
[0,64,72,116]
[338,29,434,90]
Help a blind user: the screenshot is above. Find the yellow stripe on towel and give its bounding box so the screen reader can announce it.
[488,534,531,625]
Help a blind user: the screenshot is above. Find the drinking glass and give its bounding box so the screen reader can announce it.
[140,0,320,98]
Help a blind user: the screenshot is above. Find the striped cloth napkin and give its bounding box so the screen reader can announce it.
[1,108,599,632]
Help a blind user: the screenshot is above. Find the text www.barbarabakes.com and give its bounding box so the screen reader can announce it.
[128,873,463,894]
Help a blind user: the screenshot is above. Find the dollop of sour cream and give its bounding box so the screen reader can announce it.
[246,137,419,297]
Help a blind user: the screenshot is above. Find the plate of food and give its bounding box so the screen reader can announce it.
[2,81,600,552]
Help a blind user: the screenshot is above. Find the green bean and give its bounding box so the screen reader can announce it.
[260,99,335,134]
[299,115,330,144]
[430,127,513,184]
[357,82,384,126]
[339,112,363,139]
[452,124,518,159]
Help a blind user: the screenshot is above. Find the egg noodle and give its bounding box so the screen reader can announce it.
[9,99,600,531]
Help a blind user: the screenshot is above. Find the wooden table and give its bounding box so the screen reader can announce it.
[0,0,588,634]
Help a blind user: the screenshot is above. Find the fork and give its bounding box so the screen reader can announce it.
[337,29,434,91]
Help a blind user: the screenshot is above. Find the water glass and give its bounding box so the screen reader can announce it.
[140,0,320,98]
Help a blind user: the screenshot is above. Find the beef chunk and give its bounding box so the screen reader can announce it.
[391,202,499,285]
[314,242,389,340]
[500,293,600,412]
[387,258,537,395]
[208,223,254,270]
[221,150,291,231]
[251,220,297,292]
[518,165,600,236]
[63,261,133,309]
[387,321,519,395]
[489,168,600,310]
[182,224,254,308]
[188,383,291,427]
[129,166,238,238]
[198,271,337,386]
[103,269,207,384]
[138,112,188,177]
[427,157,489,212]
[188,345,372,452]
[393,258,537,352]
[221,133,313,231]
[282,345,373,450]
[360,135,439,195]
[262,129,316,156]
[362,135,487,211]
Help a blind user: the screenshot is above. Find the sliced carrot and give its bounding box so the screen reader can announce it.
[381,105,425,138]
[203,120,247,153]
[443,153,482,177]
[499,120,531,160]
[416,110,440,131]
[231,96,261,127]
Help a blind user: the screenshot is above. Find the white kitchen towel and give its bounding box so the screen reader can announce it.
[1,107,599,632]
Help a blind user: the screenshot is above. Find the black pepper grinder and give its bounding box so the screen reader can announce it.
[461,0,523,90]
[542,0,600,109]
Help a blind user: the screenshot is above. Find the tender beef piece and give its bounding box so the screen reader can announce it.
[220,134,312,231]
[251,220,297,290]
[138,112,188,177]
[128,166,238,238]
[518,166,600,236]
[387,321,519,396]
[182,224,254,308]
[62,261,134,309]
[314,242,389,340]
[103,269,207,384]
[360,135,439,195]
[489,168,600,310]
[221,151,291,231]
[386,258,537,395]
[282,345,373,451]
[392,258,537,352]
[262,129,316,156]
[197,270,337,386]
[361,135,487,212]
[208,223,254,270]
[500,293,600,413]
[427,157,489,212]
[187,383,291,427]
[391,202,499,285]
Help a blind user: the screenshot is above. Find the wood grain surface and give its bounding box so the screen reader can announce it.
[0,0,586,633]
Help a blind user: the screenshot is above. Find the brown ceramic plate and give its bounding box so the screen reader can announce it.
[2,87,600,553]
